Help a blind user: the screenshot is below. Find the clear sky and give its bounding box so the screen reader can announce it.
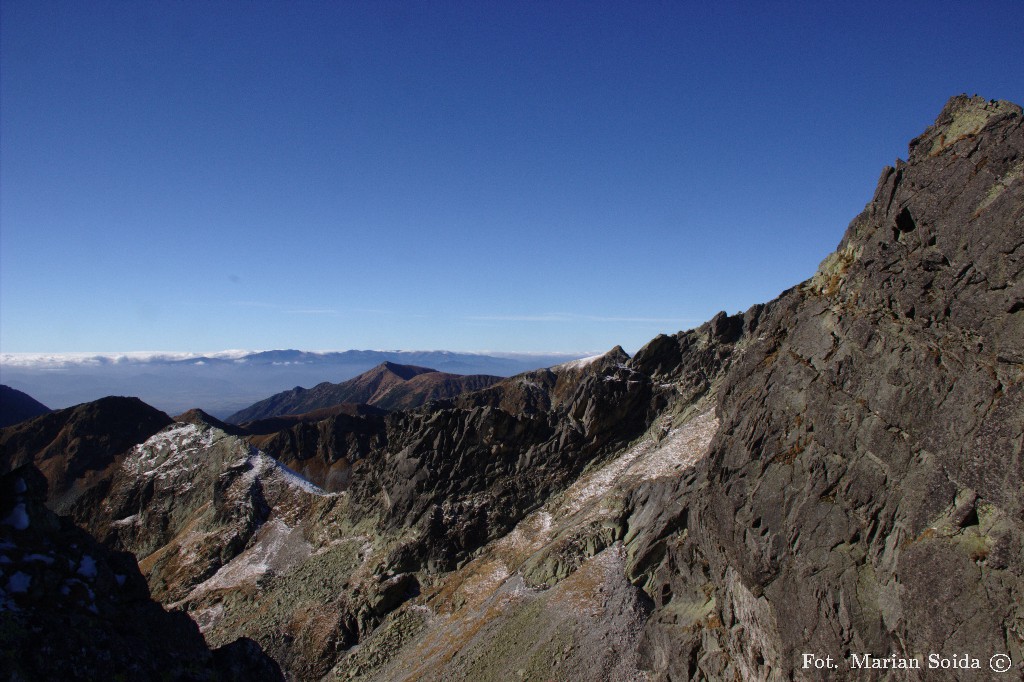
[2,1,1022,354]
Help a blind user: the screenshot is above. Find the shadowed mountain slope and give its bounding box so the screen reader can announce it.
[0,396,172,514]
[0,464,283,681]
[0,385,52,428]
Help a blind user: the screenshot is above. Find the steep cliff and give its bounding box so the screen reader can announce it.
[629,95,1023,680]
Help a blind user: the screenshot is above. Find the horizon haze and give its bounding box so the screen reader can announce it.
[0,347,589,416]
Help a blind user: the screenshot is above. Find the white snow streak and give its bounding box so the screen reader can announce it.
[554,354,605,372]
[556,407,717,519]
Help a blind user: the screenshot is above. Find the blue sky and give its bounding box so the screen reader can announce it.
[2,1,1022,354]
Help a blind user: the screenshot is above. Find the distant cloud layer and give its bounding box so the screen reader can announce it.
[0,351,255,368]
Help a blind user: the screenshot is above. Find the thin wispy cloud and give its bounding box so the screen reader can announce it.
[284,309,339,315]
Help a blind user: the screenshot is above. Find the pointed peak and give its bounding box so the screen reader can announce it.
[173,408,244,436]
[606,345,630,362]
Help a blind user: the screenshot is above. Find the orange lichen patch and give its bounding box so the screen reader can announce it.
[759,349,780,369]
[807,242,859,297]
[286,602,345,660]
[445,559,511,614]
[903,527,937,548]
[775,435,808,466]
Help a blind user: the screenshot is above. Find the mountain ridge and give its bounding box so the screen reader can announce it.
[1,95,1020,680]
[225,361,503,424]
[1,349,583,417]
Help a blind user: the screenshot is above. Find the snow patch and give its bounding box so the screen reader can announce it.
[127,423,328,499]
[192,602,225,632]
[125,423,217,480]
[627,408,718,480]
[235,451,331,497]
[111,514,139,528]
[77,555,98,579]
[458,560,510,607]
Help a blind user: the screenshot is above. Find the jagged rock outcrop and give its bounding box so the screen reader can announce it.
[242,406,388,492]
[350,347,670,573]
[0,464,283,681]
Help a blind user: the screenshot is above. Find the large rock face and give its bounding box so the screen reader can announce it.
[632,95,1023,679]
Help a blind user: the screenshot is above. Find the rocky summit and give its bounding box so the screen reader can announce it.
[1,95,1021,681]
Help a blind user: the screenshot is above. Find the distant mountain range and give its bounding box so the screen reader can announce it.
[225,361,503,423]
[0,349,586,418]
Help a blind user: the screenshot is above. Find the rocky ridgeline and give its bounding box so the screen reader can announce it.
[631,95,1024,679]
[225,361,504,424]
[0,96,1020,680]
